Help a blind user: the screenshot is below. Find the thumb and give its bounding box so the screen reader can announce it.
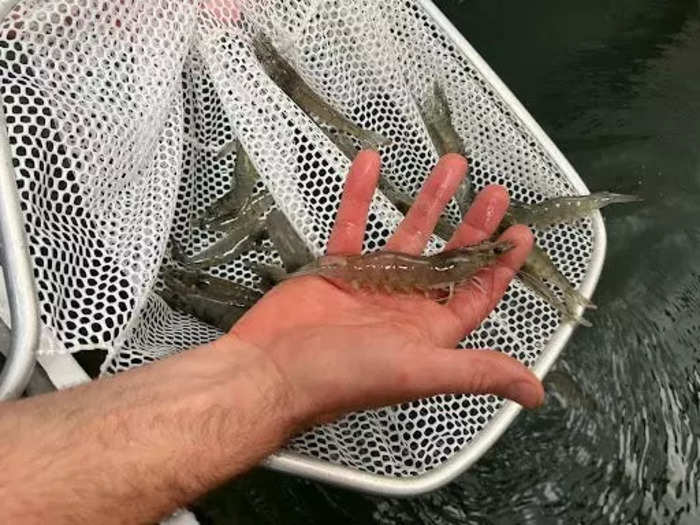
[405,347,545,409]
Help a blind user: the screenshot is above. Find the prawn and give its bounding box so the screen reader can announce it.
[417,82,472,214]
[253,33,390,149]
[510,192,642,226]
[287,241,512,300]
[161,269,263,331]
[194,141,262,228]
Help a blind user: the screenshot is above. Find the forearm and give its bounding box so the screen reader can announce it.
[0,334,294,524]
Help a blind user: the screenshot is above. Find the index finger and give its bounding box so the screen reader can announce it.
[326,150,381,255]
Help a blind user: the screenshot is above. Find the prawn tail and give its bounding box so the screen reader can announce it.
[562,290,596,327]
[578,316,593,328]
[517,269,594,327]
[282,262,323,280]
[559,306,594,328]
[565,287,597,311]
[597,192,643,206]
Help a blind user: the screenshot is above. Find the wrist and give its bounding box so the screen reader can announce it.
[209,332,304,440]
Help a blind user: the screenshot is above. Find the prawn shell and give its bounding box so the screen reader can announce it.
[289,241,509,298]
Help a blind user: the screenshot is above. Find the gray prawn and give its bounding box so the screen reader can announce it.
[501,211,596,325]
[206,190,273,233]
[176,192,273,268]
[194,141,262,229]
[510,192,642,226]
[418,81,472,214]
[520,245,596,314]
[161,268,263,332]
[517,268,592,328]
[240,210,315,289]
[252,33,390,149]
[263,209,314,273]
[287,241,512,300]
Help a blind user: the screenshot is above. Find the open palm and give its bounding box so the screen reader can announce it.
[231,151,543,427]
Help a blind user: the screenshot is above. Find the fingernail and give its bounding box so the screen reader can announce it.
[505,381,544,408]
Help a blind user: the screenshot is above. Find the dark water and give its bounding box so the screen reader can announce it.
[196,1,700,523]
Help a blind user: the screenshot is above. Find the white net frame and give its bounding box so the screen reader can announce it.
[0,0,605,493]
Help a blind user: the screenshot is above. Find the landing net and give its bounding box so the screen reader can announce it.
[0,0,593,479]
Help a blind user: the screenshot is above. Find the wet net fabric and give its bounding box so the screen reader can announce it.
[0,0,593,477]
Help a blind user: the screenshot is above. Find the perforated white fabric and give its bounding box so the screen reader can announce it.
[0,0,593,478]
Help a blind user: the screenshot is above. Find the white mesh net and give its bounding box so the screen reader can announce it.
[0,0,593,478]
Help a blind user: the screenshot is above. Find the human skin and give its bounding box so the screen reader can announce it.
[0,152,543,523]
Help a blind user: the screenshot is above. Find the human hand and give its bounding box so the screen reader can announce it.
[228,151,544,431]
